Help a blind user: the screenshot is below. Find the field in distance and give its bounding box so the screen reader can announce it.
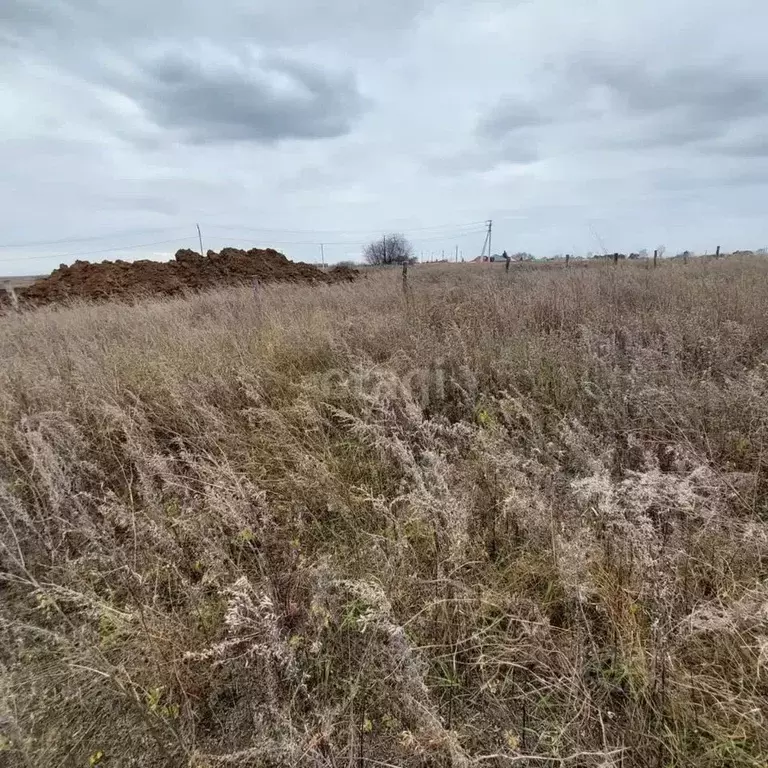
[0,274,43,289]
[1,257,767,767]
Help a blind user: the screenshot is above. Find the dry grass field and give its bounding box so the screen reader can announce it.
[0,275,43,300]
[2,258,768,767]
[0,276,42,289]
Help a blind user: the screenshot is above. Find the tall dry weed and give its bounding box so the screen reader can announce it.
[1,258,768,766]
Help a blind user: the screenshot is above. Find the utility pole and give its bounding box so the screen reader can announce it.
[320,243,325,269]
[479,219,493,261]
[589,223,608,257]
[196,223,204,257]
[455,245,459,263]
[383,234,387,265]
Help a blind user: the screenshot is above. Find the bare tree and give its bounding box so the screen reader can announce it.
[363,233,414,266]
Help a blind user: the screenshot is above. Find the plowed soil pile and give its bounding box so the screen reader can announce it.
[7,247,357,308]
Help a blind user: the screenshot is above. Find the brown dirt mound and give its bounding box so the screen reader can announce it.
[13,247,358,307]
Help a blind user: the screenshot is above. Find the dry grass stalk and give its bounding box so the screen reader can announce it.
[1,258,768,766]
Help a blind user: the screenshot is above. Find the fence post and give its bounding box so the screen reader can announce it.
[565,253,570,268]
[402,262,408,295]
[653,249,658,268]
[716,245,721,258]
[613,252,619,266]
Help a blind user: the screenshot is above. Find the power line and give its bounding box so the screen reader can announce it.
[212,226,487,247]
[0,221,490,266]
[409,228,487,243]
[0,237,198,264]
[203,219,488,237]
[0,227,190,250]
[0,218,490,254]
[226,236,370,247]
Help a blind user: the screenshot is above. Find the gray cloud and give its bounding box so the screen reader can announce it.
[710,133,768,158]
[92,195,183,216]
[654,161,768,192]
[0,0,429,52]
[599,116,726,150]
[574,57,768,123]
[426,141,539,176]
[478,99,550,139]
[0,0,57,38]
[477,55,768,155]
[106,47,367,144]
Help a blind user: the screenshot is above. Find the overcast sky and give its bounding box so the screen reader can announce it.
[1,0,767,273]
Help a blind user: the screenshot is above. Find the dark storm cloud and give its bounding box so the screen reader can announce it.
[107,48,367,144]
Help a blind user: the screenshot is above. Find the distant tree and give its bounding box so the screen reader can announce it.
[363,233,414,266]
[638,248,649,259]
[656,245,666,258]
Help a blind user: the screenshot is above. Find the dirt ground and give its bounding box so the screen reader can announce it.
[0,248,357,309]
